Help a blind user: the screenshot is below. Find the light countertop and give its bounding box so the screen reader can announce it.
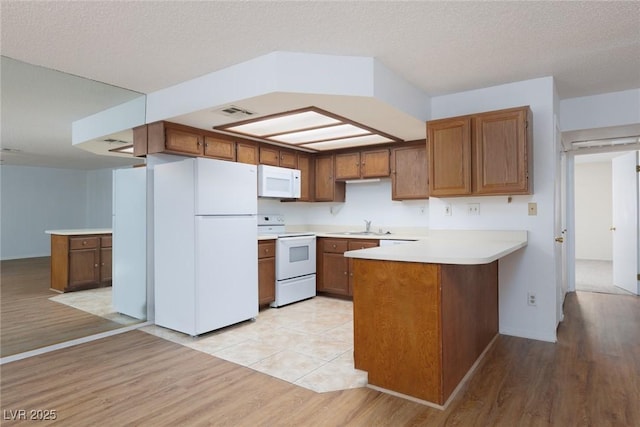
[343,230,527,265]
[45,229,112,236]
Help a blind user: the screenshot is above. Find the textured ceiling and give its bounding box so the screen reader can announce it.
[1,1,639,169]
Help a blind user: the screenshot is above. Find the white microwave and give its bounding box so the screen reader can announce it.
[257,164,301,199]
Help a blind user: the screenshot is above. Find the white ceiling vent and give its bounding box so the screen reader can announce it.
[214,105,256,118]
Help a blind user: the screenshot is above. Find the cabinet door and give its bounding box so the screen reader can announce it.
[204,136,236,161]
[427,117,472,196]
[165,128,203,155]
[100,247,112,283]
[321,253,349,296]
[296,153,314,201]
[69,248,100,287]
[279,150,298,169]
[237,141,258,165]
[361,149,390,178]
[259,146,280,166]
[392,144,428,200]
[347,240,378,295]
[315,155,342,201]
[335,152,361,180]
[258,257,276,305]
[474,107,530,194]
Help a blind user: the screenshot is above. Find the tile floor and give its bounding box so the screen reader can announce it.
[140,296,368,393]
[49,288,141,325]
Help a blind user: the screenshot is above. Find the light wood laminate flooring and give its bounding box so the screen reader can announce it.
[1,291,638,426]
[0,257,127,357]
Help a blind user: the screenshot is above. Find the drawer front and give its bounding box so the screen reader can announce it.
[101,235,112,248]
[69,236,99,250]
[258,241,276,259]
[348,240,379,251]
[323,239,348,253]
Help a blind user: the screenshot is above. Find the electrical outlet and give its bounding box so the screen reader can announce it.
[467,203,480,215]
[527,292,537,306]
[444,204,452,216]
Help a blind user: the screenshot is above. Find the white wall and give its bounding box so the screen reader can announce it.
[429,76,558,342]
[0,165,114,260]
[259,180,429,232]
[574,161,613,260]
[86,168,114,227]
[560,89,640,131]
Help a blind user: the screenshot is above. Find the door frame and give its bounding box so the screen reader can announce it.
[563,144,640,294]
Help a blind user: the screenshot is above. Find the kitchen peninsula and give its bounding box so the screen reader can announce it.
[345,231,527,408]
[46,229,113,292]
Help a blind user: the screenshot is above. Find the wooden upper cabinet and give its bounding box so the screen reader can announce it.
[165,127,203,156]
[259,146,298,168]
[314,155,345,202]
[236,141,258,165]
[361,149,390,178]
[335,149,390,180]
[296,153,314,202]
[279,150,297,169]
[133,125,148,157]
[335,152,361,180]
[427,106,532,197]
[474,107,531,195]
[427,117,472,197]
[259,146,279,166]
[204,136,235,161]
[391,142,428,200]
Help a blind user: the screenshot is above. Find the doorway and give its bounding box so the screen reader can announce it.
[572,150,639,296]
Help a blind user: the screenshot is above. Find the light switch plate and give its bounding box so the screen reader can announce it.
[528,202,537,216]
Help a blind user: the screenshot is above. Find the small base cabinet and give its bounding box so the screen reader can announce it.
[316,238,379,297]
[51,234,112,292]
[258,240,276,305]
[352,259,498,405]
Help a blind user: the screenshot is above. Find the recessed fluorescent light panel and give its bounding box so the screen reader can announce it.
[215,107,401,151]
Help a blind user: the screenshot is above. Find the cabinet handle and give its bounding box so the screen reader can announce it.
[265,249,269,253]
[332,244,337,249]
[82,240,87,245]
[101,262,105,266]
[350,272,353,277]
[344,271,348,275]
[94,264,98,268]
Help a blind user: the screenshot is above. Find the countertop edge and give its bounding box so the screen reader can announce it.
[45,229,112,235]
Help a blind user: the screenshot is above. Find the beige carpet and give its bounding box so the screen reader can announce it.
[49,288,141,325]
[575,259,634,296]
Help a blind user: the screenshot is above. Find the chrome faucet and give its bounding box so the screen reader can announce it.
[364,219,372,233]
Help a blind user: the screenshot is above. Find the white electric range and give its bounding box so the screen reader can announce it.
[258,215,316,307]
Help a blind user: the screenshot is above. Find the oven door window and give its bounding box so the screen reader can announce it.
[289,245,309,263]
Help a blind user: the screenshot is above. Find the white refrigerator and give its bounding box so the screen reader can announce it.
[112,167,147,320]
[154,157,258,335]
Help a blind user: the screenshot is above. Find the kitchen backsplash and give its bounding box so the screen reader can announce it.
[258,179,429,230]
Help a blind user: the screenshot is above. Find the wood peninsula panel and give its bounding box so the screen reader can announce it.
[353,260,442,403]
[352,258,499,405]
[50,235,70,292]
[441,262,498,400]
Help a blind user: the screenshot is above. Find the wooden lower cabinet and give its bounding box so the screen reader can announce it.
[353,259,498,405]
[51,234,112,292]
[317,238,378,297]
[258,240,276,305]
